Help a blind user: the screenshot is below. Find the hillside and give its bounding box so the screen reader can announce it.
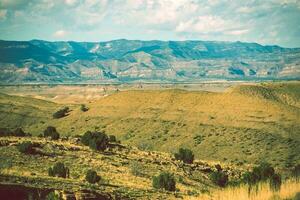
[0,82,299,168]
[1,136,299,200]
[0,39,300,84]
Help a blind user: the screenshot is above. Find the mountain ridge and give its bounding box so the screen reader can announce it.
[0,39,299,83]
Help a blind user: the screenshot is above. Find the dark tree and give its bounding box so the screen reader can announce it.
[81,131,109,151]
[210,171,228,187]
[85,170,101,184]
[109,135,117,143]
[44,126,60,140]
[174,148,194,164]
[48,162,69,178]
[269,173,281,191]
[152,172,176,191]
[17,141,34,154]
[53,107,69,119]
[80,104,89,112]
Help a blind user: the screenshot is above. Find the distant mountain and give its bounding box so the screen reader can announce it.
[0,39,299,84]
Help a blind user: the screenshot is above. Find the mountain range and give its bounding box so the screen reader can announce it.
[0,39,300,84]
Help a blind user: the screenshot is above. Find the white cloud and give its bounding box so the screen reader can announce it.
[53,30,68,38]
[226,29,249,35]
[175,15,231,33]
[64,0,78,6]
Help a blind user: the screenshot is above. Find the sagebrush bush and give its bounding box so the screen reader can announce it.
[242,162,275,185]
[45,191,62,200]
[17,141,34,154]
[0,127,29,137]
[269,173,281,191]
[174,148,194,164]
[81,131,109,151]
[109,135,117,143]
[292,164,300,180]
[152,172,176,191]
[80,104,89,112]
[210,171,228,187]
[53,107,69,119]
[130,161,144,177]
[85,170,101,184]
[48,162,69,178]
[44,126,60,140]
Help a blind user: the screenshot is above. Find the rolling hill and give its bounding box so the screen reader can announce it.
[0,82,299,168]
[0,39,300,84]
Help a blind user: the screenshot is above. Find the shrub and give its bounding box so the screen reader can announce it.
[269,173,281,191]
[45,191,62,200]
[0,128,29,137]
[152,172,176,191]
[109,135,117,143]
[252,162,275,181]
[174,148,194,164]
[48,162,69,178]
[210,171,228,187]
[130,161,144,177]
[80,104,89,112]
[44,126,60,140]
[242,171,258,185]
[17,141,34,154]
[53,107,69,119]
[292,164,300,180]
[85,170,101,184]
[81,131,109,151]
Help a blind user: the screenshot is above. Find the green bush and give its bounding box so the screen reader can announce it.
[48,162,69,178]
[292,164,300,180]
[80,104,89,112]
[152,172,176,191]
[81,131,109,151]
[17,141,34,154]
[0,127,29,137]
[109,135,117,143]
[45,191,62,200]
[210,171,228,187]
[174,148,194,164]
[44,126,60,140]
[269,173,281,191]
[242,162,278,187]
[130,161,144,177]
[53,107,69,119]
[253,162,275,181]
[85,170,101,184]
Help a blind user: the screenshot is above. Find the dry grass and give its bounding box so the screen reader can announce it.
[188,179,300,200]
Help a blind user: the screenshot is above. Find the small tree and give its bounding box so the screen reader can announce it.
[17,141,34,154]
[81,131,109,151]
[80,104,89,112]
[53,107,69,119]
[85,170,101,184]
[152,172,176,191]
[174,148,194,164]
[13,128,27,137]
[252,162,275,181]
[48,162,69,178]
[44,126,60,140]
[292,164,300,180]
[210,171,228,187]
[109,135,117,143]
[130,161,144,177]
[269,173,281,191]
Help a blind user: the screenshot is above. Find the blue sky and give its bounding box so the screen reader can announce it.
[0,0,299,47]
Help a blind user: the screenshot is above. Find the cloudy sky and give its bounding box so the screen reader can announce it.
[0,0,299,47]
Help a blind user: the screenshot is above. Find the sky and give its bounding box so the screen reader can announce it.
[0,0,299,47]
